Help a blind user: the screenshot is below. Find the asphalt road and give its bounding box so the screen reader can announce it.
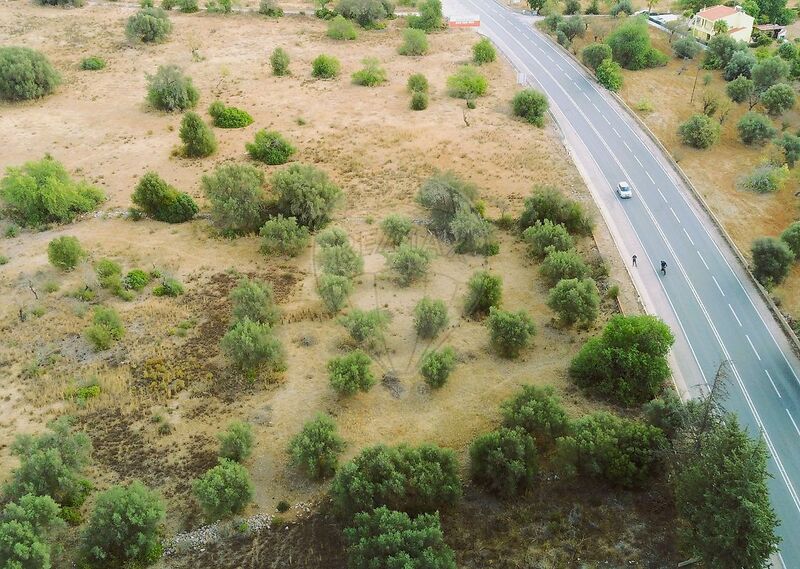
[445,0,800,564]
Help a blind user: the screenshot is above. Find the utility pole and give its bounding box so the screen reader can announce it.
[690,64,701,104]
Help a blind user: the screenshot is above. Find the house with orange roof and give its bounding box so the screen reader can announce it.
[690,4,754,42]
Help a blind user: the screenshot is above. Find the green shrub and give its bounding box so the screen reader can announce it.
[336,0,393,27]
[246,130,295,165]
[723,50,756,81]
[180,111,217,158]
[752,56,789,92]
[288,413,345,479]
[312,54,341,79]
[539,248,588,286]
[270,47,291,76]
[385,243,431,285]
[80,56,106,71]
[320,243,364,277]
[178,0,199,12]
[352,58,387,86]
[399,28,429,56]
[413,297,448,338]
[81,482,165,567]
[416,171,478,234]
[737,111,777,145]
[469,427,537,497]
[727,75,755,103]
[569,314,674,405]
[328,350,375,395]
[205,0,231,12]
[208,100,253,128]
[420,346,456,388]
[596,58,623,91]
[501,385,569,449]
[736,163,788,193]
[221,317,284,372]
[609,0,632,15]
[673,37,700,59]
[125,7,172,43]
[547,277,600,326]
[774,132,800,167]
[410,91,428,110]
[146,64,199,111]
[678,113,720,149]
[153,277,184,297]
[450,209,496,254]
[132,172,198,223]
[380,214,413,245]
[259,215,310,256]
[407,72,429,93]
[581,43,612,71]
[96,258,121,282]
[0,494,65,569]
[464,270,502,317]
[704,34,746,69]
[522,219,573,259]
[202,164,266,236]
[780,221,800,258]
[486,307,536,358]
[642,390,688,440]
[512,88,548,126]
[339,309,389,346]
[345,507,456,569]
[331,443,461,519]
[84,306,124,351]
[472,37,496,65]
[316,226,349,248]
[317,273,353,312]
[230,277,280,327]
[751,236,795,286]
[0,156,104,227]
[407,0,442,31]
[272,163,342,230]
[259,0,284,15]
[218,422,254,462]
[556,412,666,488]
[761,83,795,116]
[193,459,253,521]
[605,17,666,70]
[446,65,488,99]
[519,186,592,236]
[47,236,86,271]
[124,269,151,290]
[328,14,358,39]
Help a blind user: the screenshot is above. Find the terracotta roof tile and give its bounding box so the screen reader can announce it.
[696,5,737,20]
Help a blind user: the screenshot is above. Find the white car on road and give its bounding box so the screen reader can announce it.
[616,181,633,199]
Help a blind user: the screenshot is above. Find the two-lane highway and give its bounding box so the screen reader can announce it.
[448,0,800,563]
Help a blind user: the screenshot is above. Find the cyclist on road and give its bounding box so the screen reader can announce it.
[660,260,667,276]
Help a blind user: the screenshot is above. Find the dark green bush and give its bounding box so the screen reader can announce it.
[450,208,497,254]
[288,413,345,479]
[399,28,428,56]
[230,277,280,327]
[723,50,756,81]
[246,130,295,165]
[48,236,86,271]
[780,221,800,258]
[420,346,456,388]
[146,64,199,111]
[317,273,353,312]
[413,297,448,338]
[678,113,720,149]
[752,56,789,92]
[704,34,746,70]
[642,390,688,440]
[193,459,253,521]
[221,317,284,372]
[539,248,588,286]
[512,88,548,126]
[737,112,777,145]
[522,219,573,259]
[464,270,502,317]
[328,14,358,39]
[410,91,428,110]
[595,57,623,91]
[547,277,600,326]
[501,385,569,449]
[312,54,341,78]
[202,164,266,236]
[446,65,488,99]
[609,0,632,15]
[0,494,65,569]
[775,132,800,167]
[487,307,536,358]
[407,72,429,93]
[469,427,538,497]
[218,421,253,462]
[761,83,795,116]
[259,215,310,256]
[339,309,389,346]
[272,164,342,230]
[132,172,198,223]
[270,47,290,76]
[385,243,431,286]
[407,0,442,30]
[0,156,104,227]
[581,43,612,71]
[519,186,593,236]
[673,37,700,59]
[80,56,106,71]
[124,269,151,290]
[125,7,172,43]
[605,17,666,70]
[727,75,755,103]
[736,164,788,194]
[416,171,478,235]
[352,58,387,86]
[380,213,412,245]
[208,100,253,128]
[336,0,393,27]
[751,236,795,286]
[178,0,199,12]
[328,350,375,395]
[180,111,217,158]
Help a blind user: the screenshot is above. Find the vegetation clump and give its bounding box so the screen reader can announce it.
[328,15,358,39]
[352,58,387,86]
[80,56,106,70]
[446,65,488,99]
[519,186,592,236]
[288,413,346,479]
[501,385,570,449]
[180,111,217,158]
[125,7,172,43]
[328,350,375,395]
[259,215,310,256]
[522,219,573,259]
[751,236,794,286]
[230,277,280,327]
[678,113,720,149]
[385,243,432,285]
[336,0,393,27]
[202,164,266,236]
[132,172,198,223]
[596,58,623,91]
[420,346,456,388]
[270,47,290,76]
[464,270,502,317]
[407,0,442,31]
[737,112,777,145]
[605,16,667,70]
[547,277,600,327]
[146,65,199,111]
[208,100,253,128]
[320,243,363,277]
[581,43,612,71]
[317,273,353,312]
[539,248,588,285]
[272,164,342,230]
[339,308,389,347]
[407,73,429,93]
[312,54,341,79]
[469,427,538,497]
[193,459,253,521]
[246,130,295,165]
[472,37,496,65]
[84,306,125,351]
[413,297,448,338]
[486,307,536,358]
[512,88,548,126]
[218,421,254,463]
[0,494,65,569]
[399,28,428,56]
[380,213,413,245]
[220,317,284,373]
[47,235,87,271]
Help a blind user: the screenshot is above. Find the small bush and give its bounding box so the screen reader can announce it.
[464,270,502,317]
[487,307,536,358]
[317,274,353,312]
[202,164,266,236]
[512,88,548,127]
[409,91,428,110]
[447,65,488,99]
[317,227,349,249]
[761,83,795,116]
[208,100,253,128]
[246,130,295,165]
[420,346,456,388]
[723,50,756,81]
[339,309,390,346]
[678,113,720,149]
[221,318,284,372]
[581,43,612,71]
[320,244,364,278]
[218,422,254,462]
[673,37,700,59]
[146,64,199,112]
[736,163,788,194]
[519,186,593,236]
[193,459,254,521]
[125,7,172,43]
[596,58,623,91]
[336,0,393,27]
[272,163,342,230]
[96,258,122,285]
[407,72,429,93]
[270,47,290,76]
[153,277,184,297]
[80,57,106,71]
[259,215,310,256]
[547,277,600,326]
[609,0,632,15]
[328,350,375,395]
[385,243,431,286]
[312,54,341,79]
[472,37,496,65]
[328,15,358,39]
[259,0,284,15]
[522,220,573,259]
[751,236,794,286]
[230,277,280,327]
[205,0,231,12]
[0,156,104,227]
[413,297,448,338]
[540,248,588,286]
[85,306,124,351]
[180,111,217,158]
[407,0,442,31]
[501,385,569,448]
[178,0,199,12]
[380,214,412,245]
[48,236,86,271]
[352,58,387,86]
[780,221,800,258]
[737,112,777,145]
[132,172,198,223]
[470,427,538,497]
[124,269,151,290]
[775,132,800,167]
[399,28,428,56]
[288,413,345,479]
[726,75,754,103]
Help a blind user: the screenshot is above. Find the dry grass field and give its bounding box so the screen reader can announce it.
[0,2,678,566]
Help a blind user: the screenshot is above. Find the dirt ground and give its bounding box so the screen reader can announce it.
[0,1,669,565]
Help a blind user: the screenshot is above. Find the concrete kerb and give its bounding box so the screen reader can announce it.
[540,27,800,358]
